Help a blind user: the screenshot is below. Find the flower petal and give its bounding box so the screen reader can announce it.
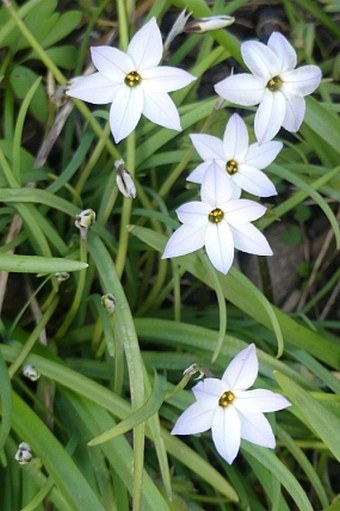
[223,114,249,161]
[254,89,287,143]
[171,401,214,435]
[66,73,117,104]
[192,378,228,404]
[190,134,225,161]
[224,199,267,223]
[241,40,281,80]
[282,65,322,96]
[281,94,305,133]
[176,201,211,225]
[222,344,258,390]
[90,46,132,80]
[200,161,232,206]
[231,223,273,255]
[235,389,291,412]
[205,221,234,274]
[142,91,182,131]
[162,224,205,259]
[109,86,143,142]
[128,17,162,69]
[187,161,217,184]
[235,164,277,197]
[212,406,241,464]
[214,74,265,106]
[238,410,276,448]
[142,66,196,92]
[246,141,283,169]
[267,32,297,72]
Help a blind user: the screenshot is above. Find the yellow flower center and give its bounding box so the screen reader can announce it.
[125,71,142,87]
[266,75,282,92]
[226,159,238,175]
[219,391,235,407]
[208,208,224,223]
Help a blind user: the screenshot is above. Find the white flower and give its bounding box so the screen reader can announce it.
[188,113,282,197]
[162,161,272,274]
[214,32,322,143]
[66,17,196,143]
[172,344,291,464]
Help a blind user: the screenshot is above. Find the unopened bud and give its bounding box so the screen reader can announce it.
[101,293,116,314]
[22,364,40,382]
[115,159,136,199]
[185,15,235,34]
[15,442,33,465]
[55,271,70,283]
[75,209,96,239]
[183,363,205,380]
[164,9,191,52]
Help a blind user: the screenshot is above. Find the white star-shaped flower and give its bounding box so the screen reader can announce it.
[162,161,272,274]
[66,17,196,143]
[172,344,291,464]
[188,113,282,197]
[214,32,322,143]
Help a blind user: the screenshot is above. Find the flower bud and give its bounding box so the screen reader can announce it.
[75,209,96,239]
[101,293,116,314]
[15,442,33,465]
[114,159,136,199]
[22,364,40,382]
[185,15,235,33]
[164,9,191,52]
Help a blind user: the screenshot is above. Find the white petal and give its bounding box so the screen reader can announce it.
[222,344,258,390]
[205,221,234,274]
[90,46,132,80]
[212,406,241,464]
[176,201,211,226]
[282,65,322,96]
[235,389,291,412]
[128,17,162,69]
[234,165,277,197]
[190,134,224,161]
[246,141,283,169]
[142,66,196,92]
[200,161,232,206]
[282,94,305,133]
[171,401,214,435]
[239,410,275,448]
[254,90,287,143]
[109,86,143,143]
[186,161,215,184]
[162,224,205,259]
[223,114,249,161]
[142,91,181,131]
[224,199,267,224]
[231,223,273,255]
[66,73,117,104]
[241,40,281,80]
[267,32,297,72]
[214,74,265,106]
[192,378,227,404]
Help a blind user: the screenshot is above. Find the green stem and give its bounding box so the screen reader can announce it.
[55,236,88,339]
[8,296,58,378]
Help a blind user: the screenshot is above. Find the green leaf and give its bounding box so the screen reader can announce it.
[304,98,340,156]
[0,255,88,273]
[9,66,48,122]
[44,45,79,70]
[0,350,11,451]
[275,371,340,461]
[88,372,167,446]
[41,11,82,48]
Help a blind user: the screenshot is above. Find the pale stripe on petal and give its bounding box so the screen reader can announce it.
[142,91,181,131]
[267,32,297,72]
[254,90,286,143]
[128,17,163,69]
[171,401,214,435]
[222,344,258,390]
[241,40,280,80]
[190,134,225,161]
[91,46,132,80]
[212,406,241,464]
[223,113,249,161]
[214,74,265,106]
[205,221,234,274]
[142,66,196,92]
[231,223,273,256]
[162,224,205,259]
[109,86,143,143]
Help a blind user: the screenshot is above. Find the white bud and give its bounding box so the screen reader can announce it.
[55,271,70,283]
[15,442,33,465]
[185,15,235,33]
[183,363,205,380]
[22,364,40,382]
[101,293,116,314]
[115,159,136,199]
[75,209,96,239]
